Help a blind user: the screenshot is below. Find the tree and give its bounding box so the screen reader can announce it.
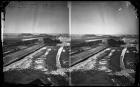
[107,38,125,47]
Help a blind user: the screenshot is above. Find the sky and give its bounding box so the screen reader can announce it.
[3,1,138,35]
[4,1,69,34]
[71,1,138,35]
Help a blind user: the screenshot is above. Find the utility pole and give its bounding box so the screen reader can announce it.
[67,1,72,86]
[1,12,4,46]
[68,1,71,35]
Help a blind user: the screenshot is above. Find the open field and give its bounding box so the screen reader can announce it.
[3,34,139,86]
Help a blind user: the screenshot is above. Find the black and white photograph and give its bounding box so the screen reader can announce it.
[70,1,139,86]
[1,1,139,86]
[2,1,70,86]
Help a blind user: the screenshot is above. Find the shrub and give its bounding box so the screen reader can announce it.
[107,38,125,47]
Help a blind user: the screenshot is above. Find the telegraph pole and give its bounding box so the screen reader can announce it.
[68,1,72,86]
[1,12,4,46]
[68,1,71,35]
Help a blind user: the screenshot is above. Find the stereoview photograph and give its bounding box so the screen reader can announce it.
[1,1,139,86]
